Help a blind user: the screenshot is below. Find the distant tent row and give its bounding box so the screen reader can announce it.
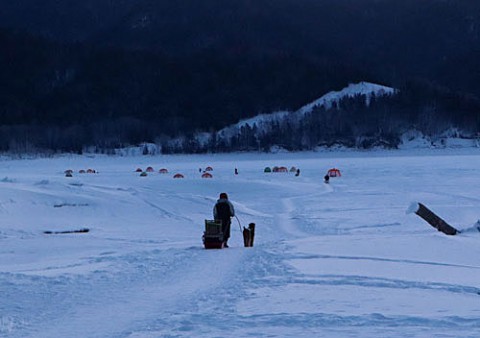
[135,167,169,173]
[135,166,213,174]
[138,172,213,178]
[174,173,212,178]
[264,166,296,173]
[65,169,97,177]
[261,166,342,178]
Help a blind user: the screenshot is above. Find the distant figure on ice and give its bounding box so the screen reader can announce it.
[324,175,330,183]
[235,168,238,175]
[213,192,235,248]
[295,168,300,177]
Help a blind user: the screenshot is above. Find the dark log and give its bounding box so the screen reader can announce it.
[410,202,459,235]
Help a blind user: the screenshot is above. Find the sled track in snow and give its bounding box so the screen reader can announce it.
[292,253,480,270]
[289,274,480,296]
[1,245,250,337]
[276,188,332,240]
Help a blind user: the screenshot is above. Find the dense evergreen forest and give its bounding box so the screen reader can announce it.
[1,0,480,153]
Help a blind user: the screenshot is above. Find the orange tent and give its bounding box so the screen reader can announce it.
[202,172,213,178]
[327,168,341,177]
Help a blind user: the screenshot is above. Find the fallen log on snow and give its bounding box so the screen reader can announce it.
[407,202,459,235]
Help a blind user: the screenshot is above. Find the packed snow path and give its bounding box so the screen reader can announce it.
[1,152,480,337]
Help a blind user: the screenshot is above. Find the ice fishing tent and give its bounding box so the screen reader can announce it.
[273,166,288,173]
[146,166,154,172]
[290,166,297,172]
[264,167,272,173]
[327,168,342,177]
[87,169,96,174]
[135,168,143,172]
[173,173,184,179]
[140,171,148,177]
[79,170,86,174]
[159,168,168,174]
[205,166,213,171]
[202,172,213,178]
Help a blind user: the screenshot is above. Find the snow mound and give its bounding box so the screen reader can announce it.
[406,202,420,215]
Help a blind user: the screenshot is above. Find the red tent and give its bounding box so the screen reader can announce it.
[327,168,342,177]
[159,168,168,174]
[146,166,154,172]
[273,166,288,173]
[205,166,213,171]
[135,168,143,172]
[202,172,213,178]
[173,173,184,179]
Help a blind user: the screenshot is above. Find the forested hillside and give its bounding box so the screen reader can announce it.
[1,0,480,153]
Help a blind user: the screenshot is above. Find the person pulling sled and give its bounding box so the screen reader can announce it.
[213,192,235,248]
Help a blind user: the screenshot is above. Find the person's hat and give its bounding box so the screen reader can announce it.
[219,192,228,199]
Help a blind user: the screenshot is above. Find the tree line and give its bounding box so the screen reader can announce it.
[162,80,480,153]
[0,0,480,153]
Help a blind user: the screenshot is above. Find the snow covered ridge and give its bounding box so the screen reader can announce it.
[297,81,396,115]
[149,81,480,154]
[218,81,396,138]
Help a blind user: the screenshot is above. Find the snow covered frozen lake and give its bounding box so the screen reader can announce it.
[1,149,480,337]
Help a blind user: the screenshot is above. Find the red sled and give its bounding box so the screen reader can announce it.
[203,220,226,249]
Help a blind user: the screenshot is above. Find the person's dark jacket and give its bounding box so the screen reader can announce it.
[215,198,234,243]
[213,198,235,225]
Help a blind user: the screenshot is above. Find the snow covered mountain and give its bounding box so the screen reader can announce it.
[162,81,480,153]
[217,82,396,139]
[297,82,396,115]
